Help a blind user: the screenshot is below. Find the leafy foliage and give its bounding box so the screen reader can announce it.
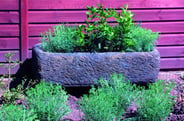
[124,25,159,52]
[40,25,80,52]
[77,4,135,52]
[0,104,37,121]
[79,74,175,121]
[26,81,70,121]
[40,4,159,53]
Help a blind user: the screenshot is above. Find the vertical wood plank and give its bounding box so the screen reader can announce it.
[21,0,28,61]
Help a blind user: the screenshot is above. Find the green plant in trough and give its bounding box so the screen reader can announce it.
[40,25,80,52]
[40,4,159,53]
[77,4,135,52]
[0,104,37,121]
[124,25,159,52]
[26,81,70,121]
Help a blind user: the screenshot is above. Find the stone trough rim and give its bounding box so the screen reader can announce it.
[33,43,159,55]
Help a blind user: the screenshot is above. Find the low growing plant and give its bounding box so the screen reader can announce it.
[137,80,176,121]
[0,52,21,79]
[79,73,140,121]
[26,81,70,121]
[1,84,23,104]
[80,74,175,121]
[0,52,21,89]
[0,104,37,121]
[0,52,23,105]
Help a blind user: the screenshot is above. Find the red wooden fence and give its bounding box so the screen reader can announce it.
[0,0,184,74]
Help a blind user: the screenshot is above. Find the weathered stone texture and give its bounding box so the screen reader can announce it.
[32,43,160,87]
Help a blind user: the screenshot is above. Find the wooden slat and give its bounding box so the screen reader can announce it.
[28,50,32,58]
[157,46,184,57]
[29,24,55,36]
[0,51,20,62]
[28,22,184,36]
[28,0,100,9]
[0,64,19,75]
[0,0,19,10]
[28,0,184,9]
[157,34,184,46]
[160,58,184,69]
[0,25,19,36]
[101,0,184,9]
[29,11,87,23]
[29,9,184,23]
[0,38,19,49]
[133,9,184,21]
[29,37,40,48]
[141,22,184,33]
[0,12,19,23]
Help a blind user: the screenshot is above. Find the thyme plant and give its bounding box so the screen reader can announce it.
[0,104,37,121]
[26,81,70,121]
[40,25,80,52]
[80,74,175,121]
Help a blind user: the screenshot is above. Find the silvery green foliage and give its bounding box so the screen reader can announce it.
[124,25,159,52]
[26,81,70,121]
[0,104,37,121]
[80,73,175,121]
[79,73,140,121]
[137,80,175,121]
[40,25,79,52]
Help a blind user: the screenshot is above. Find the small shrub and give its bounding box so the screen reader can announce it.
[40,25,80,52]
[77,4,135,52]
[0,52,23,105]
[0,52,21,79]
[137,80,176,121]
[2,84,23,104]
[124,25,159,52]
[0,104,37,121]
[26,81,70,121]
[79,73,140,121]
[80,74,175,121]
[40,4,159,53]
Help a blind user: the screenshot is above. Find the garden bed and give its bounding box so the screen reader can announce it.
[63,72,184,121]
[0,72,183,121]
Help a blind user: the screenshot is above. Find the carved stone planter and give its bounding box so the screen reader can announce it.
[32,43,160,87]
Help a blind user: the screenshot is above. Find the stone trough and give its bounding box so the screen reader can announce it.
[32,43,160,87]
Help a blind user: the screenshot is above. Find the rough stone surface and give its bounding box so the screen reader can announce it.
[32,43,160,87]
